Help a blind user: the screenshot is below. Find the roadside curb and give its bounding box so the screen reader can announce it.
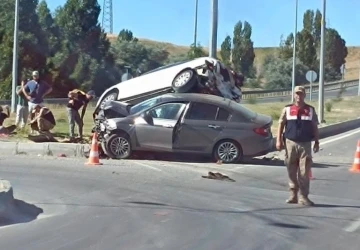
[0,142,90,158]
[0,118,358,158]
[0,180,14,216]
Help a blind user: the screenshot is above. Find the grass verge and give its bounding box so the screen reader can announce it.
[2,96,358,142]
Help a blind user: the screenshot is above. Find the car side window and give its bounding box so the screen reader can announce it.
[186,102,218,120]
[216,108,230,121]
[148,103,184,120]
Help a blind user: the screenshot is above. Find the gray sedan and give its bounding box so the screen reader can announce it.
[99,93,274,163]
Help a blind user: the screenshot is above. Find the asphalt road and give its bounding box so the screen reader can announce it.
[0,129,360,250]
[243,85,359,104]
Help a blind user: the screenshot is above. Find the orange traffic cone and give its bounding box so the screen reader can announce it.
[350,140,360,173]
[85,133,103,166]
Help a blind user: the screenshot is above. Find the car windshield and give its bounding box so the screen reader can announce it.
[230,101,257,120]
[129,96,163,115]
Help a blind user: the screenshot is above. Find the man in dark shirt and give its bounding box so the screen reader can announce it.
[0,105,16,134]
[22,71,52,113]
[29,105,56,135]
[67,89,95,141]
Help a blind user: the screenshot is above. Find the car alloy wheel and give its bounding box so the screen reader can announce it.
[173,70,192,87]
[107,134,132,159]
[216,141,240,163]
[100,92,117,109]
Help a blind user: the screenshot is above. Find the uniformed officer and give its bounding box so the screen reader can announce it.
[276,86,320,206]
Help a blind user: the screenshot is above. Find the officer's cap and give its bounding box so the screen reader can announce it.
[294,86,305,94]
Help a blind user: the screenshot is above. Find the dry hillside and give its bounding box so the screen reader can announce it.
[107,34,359,81]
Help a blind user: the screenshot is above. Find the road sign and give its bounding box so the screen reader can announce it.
[306,70,317,82]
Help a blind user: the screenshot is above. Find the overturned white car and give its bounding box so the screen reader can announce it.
[93,57,244,117]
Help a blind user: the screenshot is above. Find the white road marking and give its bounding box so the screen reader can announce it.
[133,161,162,172]
[321,128,360,145]
[344,217,360,233]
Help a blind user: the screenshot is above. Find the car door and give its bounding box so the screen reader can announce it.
[173,102,230,152]
[134,102,187,151]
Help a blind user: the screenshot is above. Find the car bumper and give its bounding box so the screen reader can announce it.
[243,136,274,157]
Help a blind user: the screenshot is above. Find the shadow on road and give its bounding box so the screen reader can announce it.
[0,199,43,227]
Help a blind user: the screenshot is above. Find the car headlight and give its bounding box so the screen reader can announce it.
[100,123,106,131]
[106,119,117,130]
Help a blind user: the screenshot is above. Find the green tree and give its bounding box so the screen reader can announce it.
[118,29,138,42]
[297,29,317,69]
[325,28,348,78]
[303,10,315,33]
[232,21,255,77]
[53,0,115,95]
[220,35,231,66]
[313,9,322,49]
[187,43,206,59]
[262,55,308,90]
[0,0,47,98]
[279,33,294,60]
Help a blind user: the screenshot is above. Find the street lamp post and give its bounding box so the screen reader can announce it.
[318,0,326,123]
[209,0,218,58]
[11,0,20,113]
[193,0,198,47]
[291,0,298,102]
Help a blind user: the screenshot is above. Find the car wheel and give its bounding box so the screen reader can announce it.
[213,140,243,164]
[172,68,198,93]
[105,133,132,159]
[100,91,118,109]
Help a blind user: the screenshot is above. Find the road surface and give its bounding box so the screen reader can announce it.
[0,129,360,249]
[243,85,359,104]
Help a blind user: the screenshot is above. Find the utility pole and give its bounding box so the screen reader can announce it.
[291,0,298,102]
[102,0,113,33]
[11,0,20,113]
[358,60,360,96]
[209,0,218,58]
[193,0,198,47]
[318,0,326,123]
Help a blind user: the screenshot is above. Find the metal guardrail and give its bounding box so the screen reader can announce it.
[241,79,359,99]
[0,79,358,105]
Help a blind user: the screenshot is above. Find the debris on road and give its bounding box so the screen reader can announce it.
[202,172,235,182]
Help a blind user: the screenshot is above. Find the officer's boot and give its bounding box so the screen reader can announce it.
[286,189,298,204]
[298,196,314,206]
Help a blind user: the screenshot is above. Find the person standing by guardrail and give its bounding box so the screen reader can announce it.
[22,71,52,134]
[276,86,320,206]
[15,78,29,129]
[67,89,95,142]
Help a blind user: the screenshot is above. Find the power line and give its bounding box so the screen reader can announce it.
[102,0,113,34]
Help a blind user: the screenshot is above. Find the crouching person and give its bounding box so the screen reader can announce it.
[0,105,16,135]
[29,105,56,139]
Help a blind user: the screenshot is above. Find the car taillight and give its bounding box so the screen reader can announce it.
[253,127,269,136]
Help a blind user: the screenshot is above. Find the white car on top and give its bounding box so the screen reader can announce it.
[93,56,244,116]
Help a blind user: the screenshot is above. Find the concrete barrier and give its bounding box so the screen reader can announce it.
[0,142,90,158]
[0,180,43,226]
[272,117,360,150]
[0,180,14,216]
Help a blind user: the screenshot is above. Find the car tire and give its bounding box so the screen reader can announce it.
[100,91,118,110]
[105,133,132,159]
[213,140,243,164]
[172,68,198,93]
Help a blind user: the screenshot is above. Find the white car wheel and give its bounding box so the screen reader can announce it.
[100,92,118,109]
[172,68,198,93]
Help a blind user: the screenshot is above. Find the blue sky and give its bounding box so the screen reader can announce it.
[46,0,360,48]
